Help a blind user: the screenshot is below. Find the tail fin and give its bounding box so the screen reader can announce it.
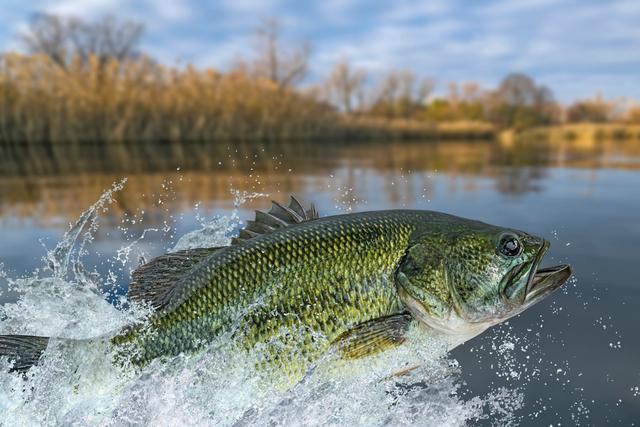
[0,335,49,373]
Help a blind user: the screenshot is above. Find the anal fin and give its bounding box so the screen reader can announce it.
[333,313,413,359]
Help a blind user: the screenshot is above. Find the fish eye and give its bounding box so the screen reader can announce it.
[498,234,522,258]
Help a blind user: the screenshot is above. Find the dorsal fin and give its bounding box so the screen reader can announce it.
[232,196,319,245]
[128,247,223,311]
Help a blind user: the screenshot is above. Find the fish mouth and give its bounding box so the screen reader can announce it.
[521,240,572,306]
[524,264,572,303]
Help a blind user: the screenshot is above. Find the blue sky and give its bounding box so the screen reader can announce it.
[1,0,639,102]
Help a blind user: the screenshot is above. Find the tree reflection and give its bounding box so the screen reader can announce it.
[1,138,639,228]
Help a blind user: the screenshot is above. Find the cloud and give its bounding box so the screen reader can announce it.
[217,0,278,14]
[1,0,639,101]
[144,0,193,22]
[477,0,564,16]
[43,0,126,17]
[504,1,640,72]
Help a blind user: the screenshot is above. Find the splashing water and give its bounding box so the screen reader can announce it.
[0,181,526,426]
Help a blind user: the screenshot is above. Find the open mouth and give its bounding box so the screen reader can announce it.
[523,241,572,304]
[524,264,572,303]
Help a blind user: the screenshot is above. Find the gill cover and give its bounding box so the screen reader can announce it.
[395,243,452,321]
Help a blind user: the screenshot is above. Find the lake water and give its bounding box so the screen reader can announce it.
[0,138,639,425]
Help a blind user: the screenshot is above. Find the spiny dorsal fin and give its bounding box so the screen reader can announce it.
[232,196,319,245]
[128,247,223,311]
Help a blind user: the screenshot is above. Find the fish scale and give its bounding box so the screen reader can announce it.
[113,211,415,377]
[1,200,571,385]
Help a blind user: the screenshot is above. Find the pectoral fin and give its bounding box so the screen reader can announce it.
[333,313,413,359]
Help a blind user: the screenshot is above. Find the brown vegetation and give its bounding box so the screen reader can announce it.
[0,53,344,144]
[338,117,494,140]
[1,13,638,146]
[514,123,640,146]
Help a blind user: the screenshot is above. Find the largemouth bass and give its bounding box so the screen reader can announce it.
[0,197,571,382]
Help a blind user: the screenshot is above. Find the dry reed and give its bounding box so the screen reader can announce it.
[0,53,501,145]
[0,53,340,145]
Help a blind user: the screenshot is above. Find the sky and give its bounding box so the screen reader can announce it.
[0,0,639,102]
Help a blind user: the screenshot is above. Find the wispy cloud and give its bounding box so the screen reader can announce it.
[44,0,126,17]
[0,0,638,101]
[477,0,564,16]
[144,0,193,22]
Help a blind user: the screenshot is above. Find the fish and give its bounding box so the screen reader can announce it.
[0,197,571,383]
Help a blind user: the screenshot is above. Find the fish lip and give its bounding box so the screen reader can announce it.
[521,239,572,304]
[502,239,571,308]
[523,239,550,301]
[524,264,572,303]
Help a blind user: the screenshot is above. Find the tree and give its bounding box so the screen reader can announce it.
[251,18,311,89]
[566,99,612,123]
[626,107,640,124]
[368,69,433,118]
[21,13,144,68]
[486,73,559,129]
[460,82,481,102]
[325,59,367,113]
[424,81,485,122]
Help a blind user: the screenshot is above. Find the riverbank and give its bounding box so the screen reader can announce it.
[502,123,640,147]
[0,54,498,146]
[3,55,640,146]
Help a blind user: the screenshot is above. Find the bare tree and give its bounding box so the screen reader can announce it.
[486,73,559,128]
[21,13,67,66]
[252,18,311,89]
[417,78,435,104]
[21,13,144,68]
[371,69,433,118]
[378,72,400,104]
[460,82,481,101]
[566,94,615,123]
[493,73,553,108]
[326,58,367,113]
[447,82,459,106]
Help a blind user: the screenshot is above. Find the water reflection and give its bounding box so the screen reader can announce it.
[2,138,639,229]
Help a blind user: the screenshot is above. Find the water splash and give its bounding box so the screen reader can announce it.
[45,178,128,281]
[0,182,526,426]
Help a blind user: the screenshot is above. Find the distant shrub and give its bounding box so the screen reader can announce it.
[611,128,628,140]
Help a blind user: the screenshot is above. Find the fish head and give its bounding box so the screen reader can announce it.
[397,220,571,340]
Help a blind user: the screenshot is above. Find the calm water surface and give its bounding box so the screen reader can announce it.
[1,138,639,425]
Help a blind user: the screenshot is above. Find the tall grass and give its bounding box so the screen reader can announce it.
[338,117,495,140]
[0,53,500,145]
[0,53,341,145]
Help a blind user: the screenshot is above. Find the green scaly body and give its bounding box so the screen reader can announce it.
[0,200,571,381]
[113,211,429,377]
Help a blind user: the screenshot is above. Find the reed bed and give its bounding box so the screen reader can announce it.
[0,53,340,145]
[0,53,500,145]
[338,117,495,140]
